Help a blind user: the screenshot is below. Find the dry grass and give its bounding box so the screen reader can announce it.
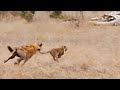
[0,11,120,79]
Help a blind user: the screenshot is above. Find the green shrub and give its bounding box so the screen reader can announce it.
[49,11,62,18]
[18,11,34,22]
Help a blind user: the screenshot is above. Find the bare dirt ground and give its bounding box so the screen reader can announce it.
[1,11,120,79]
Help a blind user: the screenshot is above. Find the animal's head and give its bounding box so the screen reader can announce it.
[62,46,67,51]
[33,43,42,51]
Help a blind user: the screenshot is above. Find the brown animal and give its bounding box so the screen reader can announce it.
[4,43,42,66]
[40,46,67,62]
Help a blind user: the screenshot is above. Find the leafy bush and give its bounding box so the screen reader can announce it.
[49,11,62,19]
[18,11,35,22]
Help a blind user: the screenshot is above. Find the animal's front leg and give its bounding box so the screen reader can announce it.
[21,59,29,66]
[58,54,62,58]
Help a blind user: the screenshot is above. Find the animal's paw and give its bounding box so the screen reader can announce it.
[14,62,18,65]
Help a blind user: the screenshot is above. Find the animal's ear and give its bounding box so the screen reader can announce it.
[39,43,42,47]
[64,46,66,48]
[64,46,67,51]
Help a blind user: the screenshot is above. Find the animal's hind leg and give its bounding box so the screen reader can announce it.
[14,58,23,65]
[53,53,59,63]
[4,51,17,63]
[55,56,59,63]
[53,57,56,61]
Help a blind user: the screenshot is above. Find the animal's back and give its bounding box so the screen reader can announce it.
[57,48,64,55]
[20,45,36,54]
[50,48,64,56]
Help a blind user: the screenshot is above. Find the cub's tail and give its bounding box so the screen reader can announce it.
[40,51,50,54]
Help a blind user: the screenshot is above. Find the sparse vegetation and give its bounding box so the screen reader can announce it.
[18,11,35,22]
[49,11,63,19]
[0,11,35,22]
